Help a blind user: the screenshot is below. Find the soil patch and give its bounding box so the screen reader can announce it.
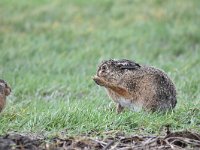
[0,131,200,150]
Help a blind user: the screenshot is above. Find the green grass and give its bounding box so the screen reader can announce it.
[0,0,199,136]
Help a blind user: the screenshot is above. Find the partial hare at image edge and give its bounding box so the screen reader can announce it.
[0,79,11,113]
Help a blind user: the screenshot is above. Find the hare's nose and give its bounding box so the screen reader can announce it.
[97,70,101,76]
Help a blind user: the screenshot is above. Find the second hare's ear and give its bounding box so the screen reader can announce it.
[120,64,140,69]
[117,59,141,70]
[120,65,140,70]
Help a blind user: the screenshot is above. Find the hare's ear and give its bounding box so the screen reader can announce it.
[117,60,141,70]
[120,64,140,69]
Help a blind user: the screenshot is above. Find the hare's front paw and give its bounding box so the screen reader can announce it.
[93,76,105,86]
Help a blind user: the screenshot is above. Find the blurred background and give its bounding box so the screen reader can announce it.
[0,0,199,130]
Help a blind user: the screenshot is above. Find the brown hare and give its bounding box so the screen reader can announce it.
[93,59,177,113]
[0,79,11,113]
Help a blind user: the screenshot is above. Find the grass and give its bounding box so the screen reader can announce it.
[0,0,199,137]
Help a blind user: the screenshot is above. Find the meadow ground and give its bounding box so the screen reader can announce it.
[0,0,199,140]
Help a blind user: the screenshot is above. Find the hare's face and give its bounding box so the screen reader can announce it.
[97,60,124,82]
[0,80,11,96]
[96,59,141,83]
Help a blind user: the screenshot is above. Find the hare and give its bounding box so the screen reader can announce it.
[0,79,11,112]
[93,59,177,113]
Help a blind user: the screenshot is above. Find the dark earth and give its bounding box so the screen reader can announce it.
[0,130,200,150]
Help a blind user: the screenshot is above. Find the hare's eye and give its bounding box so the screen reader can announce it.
[101,65,107,70]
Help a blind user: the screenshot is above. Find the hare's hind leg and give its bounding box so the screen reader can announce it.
[116,103,124,114]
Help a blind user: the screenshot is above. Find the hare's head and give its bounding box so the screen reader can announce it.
[96,59,141,82]
[0,79,11,96]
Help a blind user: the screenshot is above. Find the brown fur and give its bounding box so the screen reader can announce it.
[93,59,177,113]
[0,79,11,113]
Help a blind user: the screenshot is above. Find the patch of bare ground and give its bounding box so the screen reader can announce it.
[0,130,200,150]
